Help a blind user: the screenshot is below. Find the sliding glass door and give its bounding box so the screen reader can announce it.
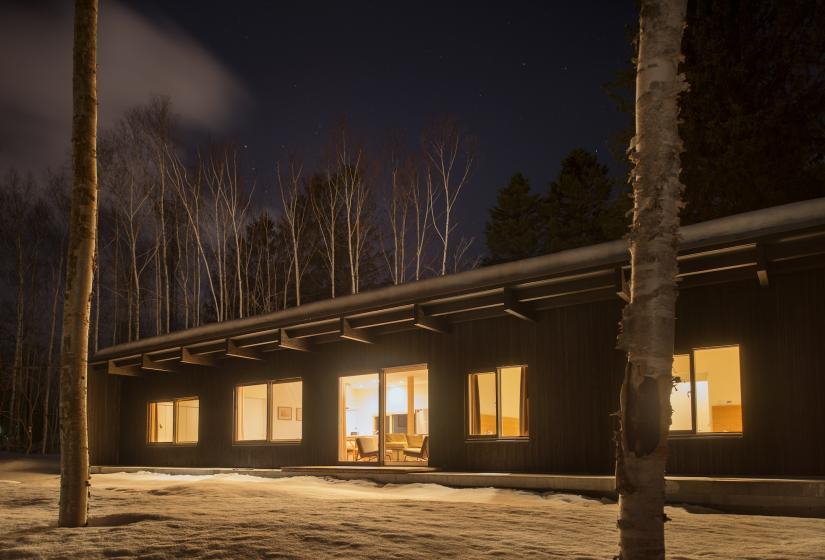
[338,367,429,465]
[383,366,429,465]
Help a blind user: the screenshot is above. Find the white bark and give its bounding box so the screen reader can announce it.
[615,1,688,558]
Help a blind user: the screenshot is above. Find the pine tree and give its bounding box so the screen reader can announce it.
[543,149,627,253]
[483,172,541,263]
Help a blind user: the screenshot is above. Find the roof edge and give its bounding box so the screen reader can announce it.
[93,196,825,362]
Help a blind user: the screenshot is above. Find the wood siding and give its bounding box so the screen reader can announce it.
[89,264,825,477]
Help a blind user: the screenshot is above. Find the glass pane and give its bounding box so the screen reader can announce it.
[149,401,173,443]
[670,354,693,431]
[175,399,199,443]
[694,346,743,433]
[384,367,429,464]
[236,384,268,441]
[468,372,497,436]
[271,381,302,441]
[340,373,379,461]
[499,366,528,437]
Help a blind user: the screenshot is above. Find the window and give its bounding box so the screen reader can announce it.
[468,366,528,439]
[235,380,303,443]
[271,380,302,442]
[148,398,199,444]
[670,345,743,435]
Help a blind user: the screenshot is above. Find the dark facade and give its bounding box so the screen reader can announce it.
[89,259,825,478]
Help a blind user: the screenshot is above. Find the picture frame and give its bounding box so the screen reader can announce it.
[277,406,292,421]
[296,408,303,421]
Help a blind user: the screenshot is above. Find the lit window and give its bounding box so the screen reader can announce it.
[148,401,174,443]
[236,384,268,441]
[670,345,743,434]
[176,398,200,443]
[271,380,303,442]
[235,380,303,442]
[148,398,199,444]
[468,366,528,439]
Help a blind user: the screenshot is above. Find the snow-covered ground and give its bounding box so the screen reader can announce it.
[1,456,824,559]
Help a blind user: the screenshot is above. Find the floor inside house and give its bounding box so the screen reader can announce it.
[2,454,825,559]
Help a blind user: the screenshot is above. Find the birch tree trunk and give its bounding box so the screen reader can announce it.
[615,1,687,558]
[59,0,97,528]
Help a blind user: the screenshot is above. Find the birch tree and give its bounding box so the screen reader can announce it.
[278,160,309,305]
[59,0,98,527]
[615,1,688,558]
[310,173,342,298]
[423,118,475,276]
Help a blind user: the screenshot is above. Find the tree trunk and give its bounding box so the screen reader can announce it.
[42,259,62,454]
[615,1,687,558]
[59,0,98,528]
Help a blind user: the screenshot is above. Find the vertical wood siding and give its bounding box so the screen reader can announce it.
[89,264,825,476]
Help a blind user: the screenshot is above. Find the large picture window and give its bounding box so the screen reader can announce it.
[468,366,528,439]
[670,345,743,435]
[235,379,303,443]
[148,397,199,444]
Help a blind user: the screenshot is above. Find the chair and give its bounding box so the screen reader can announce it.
[402,435,429,462]
[355,436,380,461]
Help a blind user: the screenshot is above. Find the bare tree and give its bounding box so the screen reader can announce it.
[382,153,411,285]
[423,117,475,276]
[336,133,372,294]
[615,1,688,558]
[59,0,98,527]
[311,171,342,298]
[278,160,309,305]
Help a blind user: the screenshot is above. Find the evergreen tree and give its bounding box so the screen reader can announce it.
[607,0,825,224]
[543,149,628,252]
[483,172,541,263]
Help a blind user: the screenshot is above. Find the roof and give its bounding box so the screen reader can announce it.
[94,197,825,374]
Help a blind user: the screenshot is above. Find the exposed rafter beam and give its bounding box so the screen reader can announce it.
[413,304,450,334]
[107,360,143,377]
[180,347,217,367]
[339,318,375,344]
[142,354,178,373]
[226,338,263,360]
[756,243,770,287]
[614,267,630,302]
[278,329,312,352]
[502,287,537,322]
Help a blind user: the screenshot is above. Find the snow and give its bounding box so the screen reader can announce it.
[2,456,824,559]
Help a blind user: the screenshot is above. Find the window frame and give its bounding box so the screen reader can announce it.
[233,378,303,445]
[146,397,199,447]
[465,365,529,442]
[669,344,743,439]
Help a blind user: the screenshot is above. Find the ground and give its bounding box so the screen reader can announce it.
[1,455,824,559]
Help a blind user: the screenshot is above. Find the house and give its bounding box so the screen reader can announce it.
[89,198,825,482]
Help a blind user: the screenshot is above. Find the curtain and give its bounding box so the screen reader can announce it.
[236,389,244,440]
[519,368,528,436]
[470,375,481,435]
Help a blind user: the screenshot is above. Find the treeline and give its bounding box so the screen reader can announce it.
[484,149,629,264]
[0,99,484,451]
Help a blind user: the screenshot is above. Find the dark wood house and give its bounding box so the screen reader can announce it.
[89,198,825,479]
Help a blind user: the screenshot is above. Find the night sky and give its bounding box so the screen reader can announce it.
[2,1,637,240]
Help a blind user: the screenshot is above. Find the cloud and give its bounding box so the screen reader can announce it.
[0,1,250,174]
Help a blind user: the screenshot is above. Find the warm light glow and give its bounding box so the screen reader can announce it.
[468,366,528,438]
[236,384,267,441]
[670,345,742,434]
[271,381,302,441]
[695,346,742,433]
[670,354,692,431]
[148,401,174,443]
[175,398,199,443]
